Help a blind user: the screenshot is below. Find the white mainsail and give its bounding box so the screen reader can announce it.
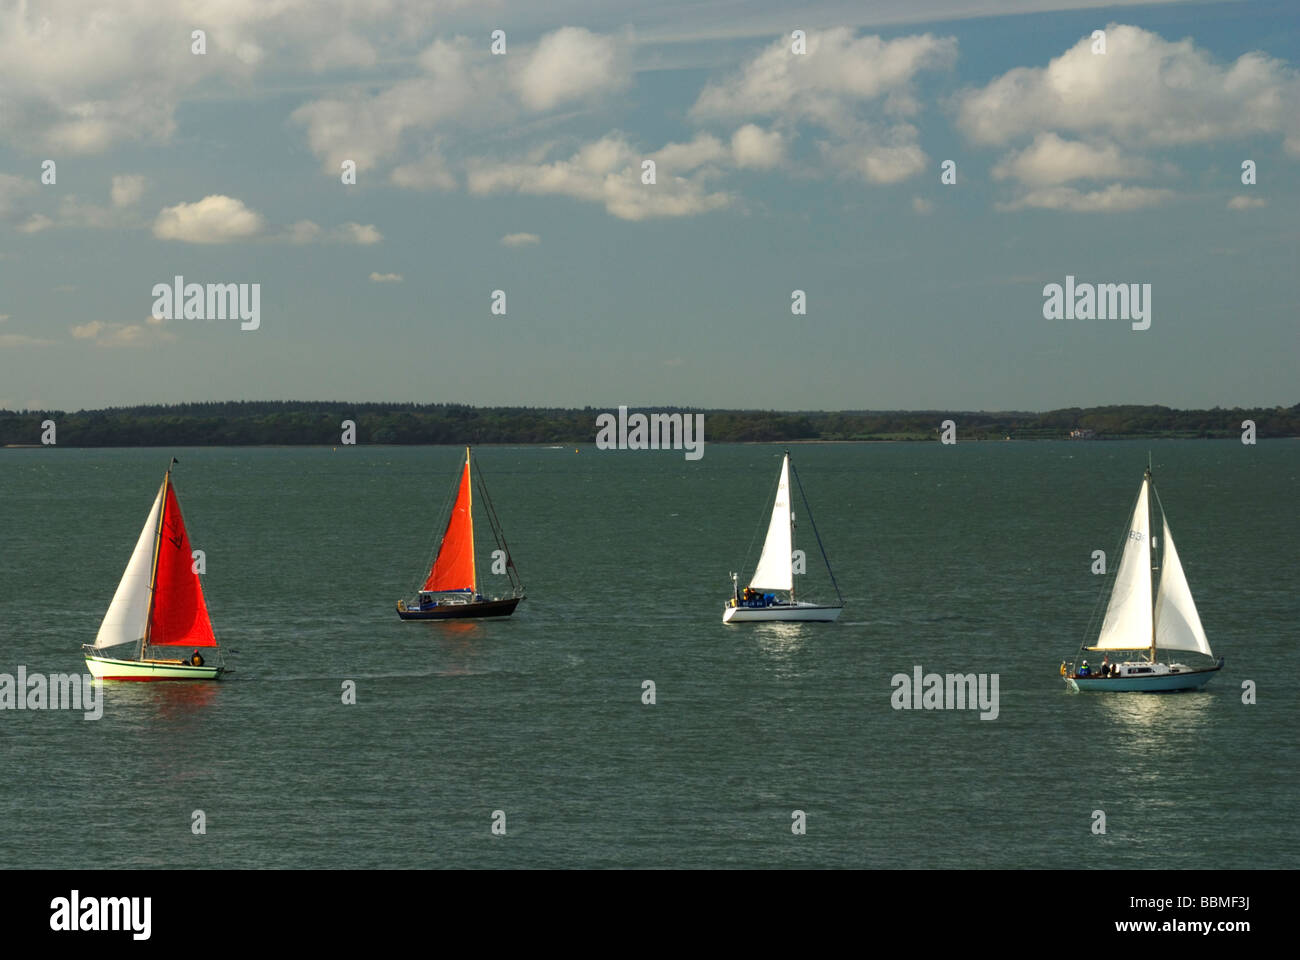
[749,454,793,592]
[93,481,164,649]
[1154,516,1214,657]
[1094,477,1153,650]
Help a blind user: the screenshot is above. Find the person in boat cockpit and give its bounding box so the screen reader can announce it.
[1078,660,1091,677]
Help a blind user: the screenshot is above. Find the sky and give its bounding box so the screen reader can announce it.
[0,0,1296,412]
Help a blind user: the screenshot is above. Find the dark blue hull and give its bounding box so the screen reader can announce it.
[396,597,522,620]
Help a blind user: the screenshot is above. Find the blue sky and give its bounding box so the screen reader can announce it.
[0,0,1296,412]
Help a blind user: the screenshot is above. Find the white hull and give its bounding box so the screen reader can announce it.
[723,602,842,623]
[85,654,222,681]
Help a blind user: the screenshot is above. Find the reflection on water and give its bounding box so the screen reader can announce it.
[1096,688,1217,770]
[751,622,811,678]
[427,620,490,676]
[98,679,221,725]
[1098,688,1215,733]
[94,681,225,785]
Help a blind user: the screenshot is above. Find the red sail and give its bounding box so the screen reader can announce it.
[149,482,218,647]
[422,459,476,593]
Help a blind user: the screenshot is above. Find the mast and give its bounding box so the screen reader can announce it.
[466,446,477,597]
[787,450,795,604]
[1147,454,1157,664]
[140,463,172,660]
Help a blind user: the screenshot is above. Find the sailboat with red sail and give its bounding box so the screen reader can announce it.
[397,447,525,620]
[83,460,225,680]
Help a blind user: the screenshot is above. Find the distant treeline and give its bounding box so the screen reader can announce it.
[1,401,1296,446]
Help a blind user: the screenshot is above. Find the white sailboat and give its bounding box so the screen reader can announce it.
[83,460,224,680]
[1063,459,1223,692]
[723,450,844,623]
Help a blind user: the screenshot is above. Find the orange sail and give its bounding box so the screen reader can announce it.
[422,455,476,593]
[149,481,218,647]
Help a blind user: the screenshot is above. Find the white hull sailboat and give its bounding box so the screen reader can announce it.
[723,602,843,623]
[1063,459,1222,693]
[84,460,225,681]
[723,450,844,623]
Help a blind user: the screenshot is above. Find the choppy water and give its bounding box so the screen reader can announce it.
[0,440,1295,868]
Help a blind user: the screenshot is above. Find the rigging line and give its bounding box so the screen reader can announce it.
[790,459,844,604]
[474,462,523,593]
[1079,476,1143,655]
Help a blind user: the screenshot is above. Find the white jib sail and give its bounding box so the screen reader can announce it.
[93,482,165,649]
[749,454,793,592]
[1154,516,1214,657]
[1095,478,1153,650]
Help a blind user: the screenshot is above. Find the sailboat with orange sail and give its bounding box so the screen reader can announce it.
[83,459,225,680]
[397,447,525,620]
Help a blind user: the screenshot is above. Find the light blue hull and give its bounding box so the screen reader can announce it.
[1067,664,1221,692]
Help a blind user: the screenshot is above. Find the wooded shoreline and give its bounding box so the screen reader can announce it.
[2,401,1295,446]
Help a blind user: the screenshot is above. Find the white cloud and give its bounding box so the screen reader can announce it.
[47,196,120,229]
[730,124,785,168]
[292,36,492,175]
[500,233,540,246]
[691,29,955,184]
[692,28,957,125]
[71,318,175,346]
[514,26,631,111]
[912,196,934,215]
[294,26,632,178]
[0,1,480,154]
[821,135,927,184]
[287,220,324,244]
[652,134,728,173]
[369,272,403,283]
[0,314,9,322]
[285,219,382,244]
[390,150,457,190]
[0,333,56,347]
[111,175,146,207]
[955,24,1300,153]
[468,134,733,221]
[153,195,264,244]
[991,133,1151,186]
[2,175,144,231]
[995,184,1173,213]
[340,222,382,245]
[1227,195,1266,210]
[310,32,378,73]
[0,173,37,218]
[18,213,53,233]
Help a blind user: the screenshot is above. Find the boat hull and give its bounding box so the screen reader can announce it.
[397,597,523,620]
[723,602,842,623]
[85,654,222,681]
[1067,663,1222,692]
